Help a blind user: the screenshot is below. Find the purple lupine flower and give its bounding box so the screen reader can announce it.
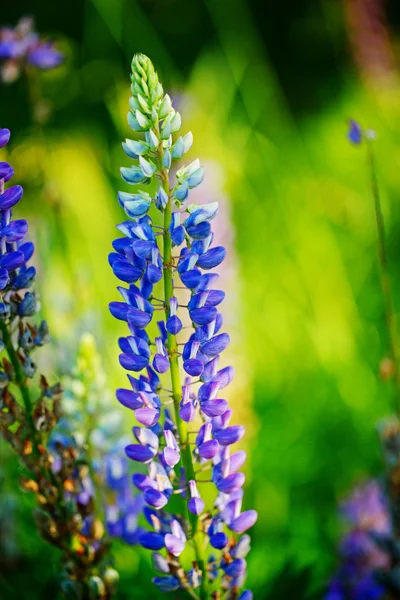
[108,54,257,596]
[326,481,391,600]
[0,128,44,351]
[0,17,63,83]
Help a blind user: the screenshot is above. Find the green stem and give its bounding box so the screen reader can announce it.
[0,319,32,416]
[367,142,400,417]
[159,160,208,599]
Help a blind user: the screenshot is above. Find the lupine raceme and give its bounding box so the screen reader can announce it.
[0,128,117,600]
[108,54,257,599]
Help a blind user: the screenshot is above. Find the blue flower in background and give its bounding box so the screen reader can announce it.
[347,120,363,145]
[0,16,63,83]
[326,481,391,600]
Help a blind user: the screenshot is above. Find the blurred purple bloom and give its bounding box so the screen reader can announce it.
[326,481,391,600]
[0,17,63,83]
[348,120,363,145]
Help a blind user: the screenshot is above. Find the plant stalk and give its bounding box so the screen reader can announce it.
[367,141,400,417]
[159,153,208,599]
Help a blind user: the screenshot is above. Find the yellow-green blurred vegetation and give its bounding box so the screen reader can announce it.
[2,0,400,598]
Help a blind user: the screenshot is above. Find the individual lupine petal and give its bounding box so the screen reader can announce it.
[201,356,220,382]
[230,535,251,559]
[201,399,228,417]
[214,425,245,446]
[127,111,145,132]
[135,406,160,427]
[119,352,148,371]
[112,260,143,283]
[152,576,180,592]
[124,138,150,157]
[188,480,205,515]
[180,269,201,289]
[109,301,130,321]
[197,246,226,270]
[116,388,143,409]
[125,444,156,463]
[174,181,189,202]
[2,219,28,242]
[198,381,220,402]
[12,266,36,290]
[138,531,165,550]
[159,93,172,119]
[212,366,234,389]
[171,136,185,159]
[183,340,204,376]
[0,161,12,180]
[135,110,151,130]
[157,320,168,344]
[132,473,157,492]
[178,252,198,273]
[182,131,193,152]
[120,165,147,184]
[0,250,25,270]
[19,241,34,262]
[201,333,230,356]
[162,149,171,169]
[210,531,228,550]
[0,268,9,289]
[132,239,155,259]
[127,308,152,329]
[190,306,217,326]
[0,185,23,209]
[217,472,245,494]
[163,430,180,468]
[166,297,182,334]
[206,290,225,306]
[3,166,14,183]
[147,263,162,284]
[196,272,219,292]
[165,520,186,556]
[133,426,159,452]
[229,511,258,534]
[223,558,247,578]
[185,202,219,228]
[156,187,168,210]
[146,365,161,392]
[149,462,173,493]
[186,221,211,239]
[153,337,169,374]
[198,439,219,459]
[227,451,247,474]
[187,166,204,188]
[152,552,170,574]
[0,129,10,148]
[144,488,169,509]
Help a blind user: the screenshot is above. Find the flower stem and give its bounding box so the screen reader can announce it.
[0,319,32,416]
[367,141,400,417]
[160,162,208,599]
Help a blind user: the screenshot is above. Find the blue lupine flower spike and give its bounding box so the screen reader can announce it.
[109,54,258,599]
[0,130,117,599]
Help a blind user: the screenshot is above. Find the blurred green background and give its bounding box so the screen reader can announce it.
[2,0,400,598]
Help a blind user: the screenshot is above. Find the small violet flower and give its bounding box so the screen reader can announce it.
[0,16,63,83]
[326,481,391,600]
